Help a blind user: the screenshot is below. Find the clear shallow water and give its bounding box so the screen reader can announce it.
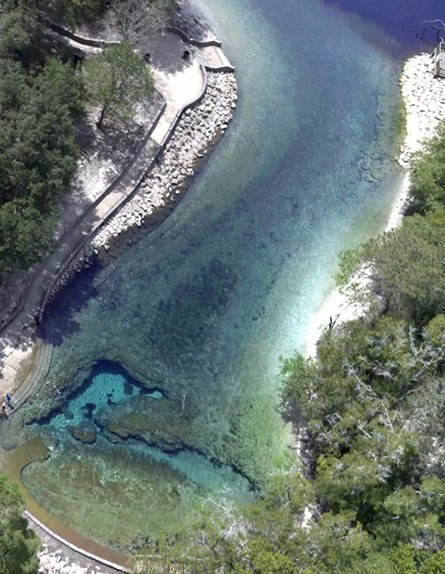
[22,363,254,551]
[7,0,411,550]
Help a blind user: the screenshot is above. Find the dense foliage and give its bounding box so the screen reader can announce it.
[2,0,177,29]
[83,42,154,129]
[0,474,39,574]
[0,8,84,275]
[141,128,445,572]
[2,0,107,27]
[0,1,162,277]
[411,123,445,214]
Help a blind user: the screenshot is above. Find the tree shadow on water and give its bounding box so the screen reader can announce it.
[38,261,102,347]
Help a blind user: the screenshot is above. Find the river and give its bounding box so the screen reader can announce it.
[4,0,443,553]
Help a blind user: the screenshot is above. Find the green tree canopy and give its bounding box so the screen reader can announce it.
[0,199,56,274]
[82,42,154,129]
[410,123,445,213]
[0,9,33,60]
[0,58,82,206]
[0,474,39,574]
[351,211,445,325]
[2,0,106,27]
[0,9,84,277]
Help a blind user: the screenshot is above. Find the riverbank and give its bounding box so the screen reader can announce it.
[42,66,237,308]
[91,70,237,254]
[0,3,238,572]
[305,51,445,357]
[0,1,236,396]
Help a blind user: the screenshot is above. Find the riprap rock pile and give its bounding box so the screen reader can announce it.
[92,70,237,250]
[38,547,106,574]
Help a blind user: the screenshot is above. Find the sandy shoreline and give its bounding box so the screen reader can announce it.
[305,52,445,357]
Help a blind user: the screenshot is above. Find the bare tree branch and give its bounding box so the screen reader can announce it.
[417,18,445,46]
[110,0,172,47]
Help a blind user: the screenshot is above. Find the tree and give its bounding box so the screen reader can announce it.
[0,199,55,274]
[0,474,39,574]
[0,53,83,275]
[0,10,33,60]
[82,42,154,129]
[0,57,82,206]
[280,310,445,552]
[53,0,106,26]
[2,0,107,27]
[419,549,445,574]
[0,59,29,112]
[356,211,445,325]
[410,123,445,213]
[110,0,177,48]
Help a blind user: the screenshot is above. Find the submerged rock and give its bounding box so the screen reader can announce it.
[68,422,97,444]
[96,395,200,453]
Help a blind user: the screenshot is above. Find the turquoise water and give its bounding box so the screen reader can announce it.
[50,370,143,432]
[45,362,252,494]
[11,0,409,550]
[49,365,165,433]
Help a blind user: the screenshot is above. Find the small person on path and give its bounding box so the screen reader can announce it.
[6,394,13,408]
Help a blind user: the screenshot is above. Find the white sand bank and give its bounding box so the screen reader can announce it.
[305,53,445,357]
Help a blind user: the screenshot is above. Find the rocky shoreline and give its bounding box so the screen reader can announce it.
[45,69,237,306]
[93,70,237,252]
